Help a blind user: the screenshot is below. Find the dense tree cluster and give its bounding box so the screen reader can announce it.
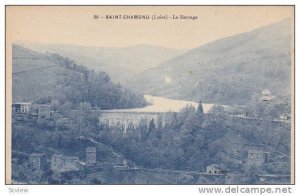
[100,105,219,171]
[12,99,290,183]
[100,102,290,174]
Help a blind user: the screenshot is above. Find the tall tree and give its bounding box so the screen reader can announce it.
[197,99,204,114]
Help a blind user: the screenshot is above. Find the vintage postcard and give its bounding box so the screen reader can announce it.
[5,5,294,184]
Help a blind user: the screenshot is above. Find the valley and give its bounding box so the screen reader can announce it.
[10,18,293,185]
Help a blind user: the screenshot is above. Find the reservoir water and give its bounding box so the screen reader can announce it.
[107,95,214,113]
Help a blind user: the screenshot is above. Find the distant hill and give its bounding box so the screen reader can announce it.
[12,44,147,109]
[16,42,186,84]
[129,18,293,105]
[12,44,72,102]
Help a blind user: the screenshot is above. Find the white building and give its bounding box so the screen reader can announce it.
[51,154,81,172]
[260,89,274,101]
[206,164,226,175]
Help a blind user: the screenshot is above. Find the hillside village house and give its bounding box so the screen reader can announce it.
[12,102,32,120]
[206,164,226,175]
[86,147,96,166]
[29,153,47,171]
[38,105,51,119]
[12,102,51,119]
[51,154,81,172]
[279,113,291,121]
[246,149,267,167]
[30,104,51,119]
[260,89,274,101]
[12,102,31,114]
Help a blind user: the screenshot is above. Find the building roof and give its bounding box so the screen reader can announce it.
[262,89,271,95]
[63,156,79,160]
[12,102,32,105]
[30,153,46,157]
[86,147,96,152]
[207,164,225,169]
[39,105,51,108]
[78,161,86,166]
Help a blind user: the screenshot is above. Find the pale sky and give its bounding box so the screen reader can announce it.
[6,6,294,49]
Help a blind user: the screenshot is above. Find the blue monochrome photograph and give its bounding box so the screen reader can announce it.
[6,6,294,185]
